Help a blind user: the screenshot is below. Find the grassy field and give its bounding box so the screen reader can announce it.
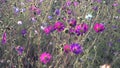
[0,0,120,68]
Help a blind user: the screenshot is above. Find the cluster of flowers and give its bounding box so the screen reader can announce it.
[43,20,105,35]
[39,43,83,64]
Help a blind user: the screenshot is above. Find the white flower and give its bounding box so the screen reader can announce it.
[17,21,22,25]
[100,64,111,68]
[40,26,45,30]
[85,14,93,20]
[34,30,38,34]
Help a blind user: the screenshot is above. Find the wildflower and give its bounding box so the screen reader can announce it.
[65,0,72,6]
[117,9,120,14]
[93,23,105,33]
[70,43,83,54]
[48,16,53,20]
[13,7,19,13]
[54,9,60,15]
[85,14,93,20]
[69,19,77,27]
[20,8,26,12]
[1,32,7,44]
[17,21,22,25]
[43,25,54,34]
[39,52,52,64]
[35,8,41,15]
[73,1,79,7]
[63,44,71,53]
[100,64,111,68]
[92,6,98,11]
[54,21,65,32]
[29,5,41,15]
[75,23,89,36]
[31,17,37,22]
[67,9,72,15]
[21,29,27,36]
[68,28,75,35]
[29,5,37,11]
[112,2,119,7]
[15,46,24,55]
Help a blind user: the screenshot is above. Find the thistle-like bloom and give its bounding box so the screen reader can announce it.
[63,44,71,53]
[70,43,83,54]
[43,25,55,34]
[39,52,52,64]
[93,23,105,33]
[2,32,7,44]
[69,19,77,27]
[54,21,65,32]
[75,23,89,36]
[15,46,24,55]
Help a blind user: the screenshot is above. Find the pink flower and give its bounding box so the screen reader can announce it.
[15,46,24,55]
[63,44,71,53]
[39,52,52,64]
[2,32,7,44]
[93,23,105,33]
[54,21,65,32]
[75,23,89,36]
[43,25,55,34]
[73,1,79,7]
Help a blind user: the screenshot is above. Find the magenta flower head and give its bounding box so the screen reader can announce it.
[63,44,71,53]
[35,8,41,15]
[29,5,37,11]
[70,43,83,55]
[65,0,72,6]
[54,21,65,32]
[75,23,89,36]
[15,46,24,55]
[73,1,79,7]
[93,23,105,33]
[39,52,52,64]
[1,32,7,44]
[69,19,77,27]
[43,25,55,34]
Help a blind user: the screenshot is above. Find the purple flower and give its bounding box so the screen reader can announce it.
[69,19,77,27]
[73,1,79,7]
[75,23,89,36]
[39,52,52,64]
[1,32,7,44]
[65,0,72,6]
[21,29,27,36]
[70,43,83,54]
[92,6,98,11]
[13,7,20,13]
[43,25,55,34]
[69,28,75,35]
[117,9,120,14]
[93,23,105,33]
[15,46,24,55]
[67,9,72,15]
[48,16,53,20]
[35,8,41,15]
[54,21,65,32]
[54,9,60,15]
